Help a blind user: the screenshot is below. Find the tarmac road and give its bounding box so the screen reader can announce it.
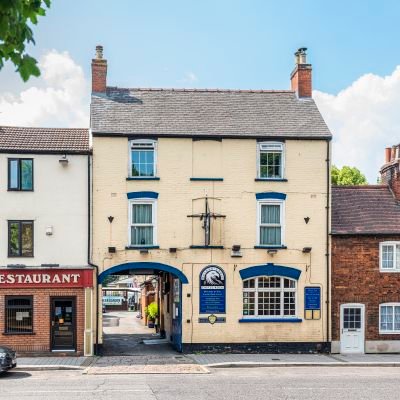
[1,366,399,400]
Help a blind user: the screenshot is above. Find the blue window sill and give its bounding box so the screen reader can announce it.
[239,318,302,323]
[127,177,160,181]
[190,178,224,181]
[255,178,287,182]
[190,245,224,249]
[125,245,160,250]
[254,245,287,249]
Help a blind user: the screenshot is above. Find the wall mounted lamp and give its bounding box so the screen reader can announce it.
[302,247,312,253]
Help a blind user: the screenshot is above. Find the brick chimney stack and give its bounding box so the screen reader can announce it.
[381,145,400,200]
[291,47,312,98]
[91,45,107,93]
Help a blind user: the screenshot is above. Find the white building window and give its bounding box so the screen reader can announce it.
[130,139,157,177]
[129,199,157,246]
[242,276,296,318]
[257,200,284,246]
[379,242,400,271]
[379,303,400,333]
[257,142,284,179]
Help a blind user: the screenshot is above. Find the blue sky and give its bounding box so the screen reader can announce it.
[1,0,400,182]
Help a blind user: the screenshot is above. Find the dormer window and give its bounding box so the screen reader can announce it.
[130,139,157,178]
[257,142,284,180]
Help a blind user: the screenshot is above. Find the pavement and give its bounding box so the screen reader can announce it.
[13,311,400,373]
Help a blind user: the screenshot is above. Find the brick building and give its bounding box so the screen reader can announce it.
[331,178,400,353]
[0,127,94,355]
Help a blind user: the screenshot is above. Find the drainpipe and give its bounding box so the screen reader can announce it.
[87,153,99,356]
[326,140,331,347]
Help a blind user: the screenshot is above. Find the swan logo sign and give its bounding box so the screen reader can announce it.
[199,265,226,314]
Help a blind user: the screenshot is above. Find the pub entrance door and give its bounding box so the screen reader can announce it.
[51,297,76,351]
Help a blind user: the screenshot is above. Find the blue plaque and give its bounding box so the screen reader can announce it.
[305,287,321,310]
[199,265,226,314]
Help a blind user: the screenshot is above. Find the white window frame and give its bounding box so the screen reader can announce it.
[242,276,297,319]
[257,141,285,179]
[256,199,285,246]
[128,198,157,246]
[129,139,157,178]
[379,303,400,334]
[379,241,400,272]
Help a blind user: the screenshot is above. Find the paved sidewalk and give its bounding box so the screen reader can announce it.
[188,352,400,367]
[16,356,93,370]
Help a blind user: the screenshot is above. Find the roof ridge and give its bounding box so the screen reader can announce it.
[106,86,295,94]
[0,125,88,131]
[332,185,388,189]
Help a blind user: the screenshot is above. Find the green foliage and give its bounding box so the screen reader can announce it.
[147,302,158,320]
[331,165,368,186]
[101,275,119,287]
[0,0,51,81]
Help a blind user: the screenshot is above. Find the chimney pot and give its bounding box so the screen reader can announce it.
[385,147,392,163]
[95,45,103,59]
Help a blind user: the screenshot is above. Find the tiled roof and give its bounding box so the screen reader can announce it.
[0,126,90,154]
[91,88,332,138]
[332,185,400,235]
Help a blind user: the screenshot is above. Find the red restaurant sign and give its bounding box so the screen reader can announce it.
[0,269,93,288]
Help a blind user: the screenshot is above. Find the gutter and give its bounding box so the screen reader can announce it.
[87,153,99,356]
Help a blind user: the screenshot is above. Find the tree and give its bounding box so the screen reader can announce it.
[0,0,51,81]
[331,165,368,185]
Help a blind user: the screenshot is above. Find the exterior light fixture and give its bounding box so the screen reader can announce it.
[108,216,114,223]
[108,246,116,253]
[267,249,278,255]
[304,217,310,224]
[231,244,242,258]
[140,249,149,254]
[169,247,177,253]
[59,154,69,165]
[302,247,312,253]
[232,245,241,252]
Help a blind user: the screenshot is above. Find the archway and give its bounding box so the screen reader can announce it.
[98,262,188,353]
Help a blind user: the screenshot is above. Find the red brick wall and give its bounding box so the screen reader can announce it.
[331,235,400,341]
[91,59,107,93]
[291,64,312,98]
[0,288,85,355]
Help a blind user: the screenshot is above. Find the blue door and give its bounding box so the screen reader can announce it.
[171,278,182,352]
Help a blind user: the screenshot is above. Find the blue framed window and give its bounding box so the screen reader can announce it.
[8,158,33,191]
[130,139,157,177]
[242,276,296,318]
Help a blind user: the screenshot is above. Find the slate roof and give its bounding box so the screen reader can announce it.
[91,88,332,138]
[331,185,400,235]
[0,126,90,154]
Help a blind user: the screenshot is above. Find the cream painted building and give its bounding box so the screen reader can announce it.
[91,47,332,352]
[0,127,94,356]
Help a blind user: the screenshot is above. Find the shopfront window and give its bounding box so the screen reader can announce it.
[5,296,33,334]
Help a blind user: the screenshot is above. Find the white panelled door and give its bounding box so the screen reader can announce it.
[340,304,365,354]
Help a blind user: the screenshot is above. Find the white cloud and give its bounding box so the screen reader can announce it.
[0,50,89,128]
[314,66,400,183]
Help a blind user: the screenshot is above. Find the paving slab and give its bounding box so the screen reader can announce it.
[16,356,93,371]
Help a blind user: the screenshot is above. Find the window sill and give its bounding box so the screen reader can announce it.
[254,245,287,249]
[125,245,160,250]
[379,331,400,335]
[7,189,34,192]
[126,177,160,181]
[255,178,287,182]
[190,245,224,249]
[239,318,302,323]
[379,269,400,273]
[190,178,224,181]
[3,332,36,335]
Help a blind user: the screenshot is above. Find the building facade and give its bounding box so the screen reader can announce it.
[90,46,332,353]
[0,127,94,355]
[331,166,400,353]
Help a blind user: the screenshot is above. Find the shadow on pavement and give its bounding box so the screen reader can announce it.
[0,371,32,379]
